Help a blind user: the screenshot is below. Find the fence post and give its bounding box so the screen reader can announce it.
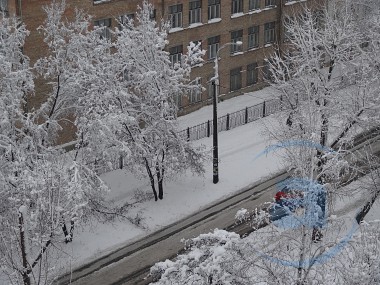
[207,120,210,137]
[187,127,190,141]
[245,107,248,124]
[262,101,266,117]
[226,113,230,130]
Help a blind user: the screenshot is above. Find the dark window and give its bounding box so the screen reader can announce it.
[231,0,243,14]
[263,59,274,81]
[247,63,258,85]
[248,26,259,49]
[249,0,260,10]
[231,30,243,53]
[208,0,221,20]
[208,35,220,60]
[174,93,183,108]
[94,18,112,40]
[189,78,202,103]
[264,21,276,44]
[0,0,8,12]
[119,13,134,30]
[150,9,157,20]
[265,0,276,7]
[169,4,183,28]
[169,45,183,67]
[230,67,242,91]
[189,0,202,24]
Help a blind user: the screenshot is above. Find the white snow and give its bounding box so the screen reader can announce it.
[57,88,283,272]
[57,85,379,275]
[207,18,222,24]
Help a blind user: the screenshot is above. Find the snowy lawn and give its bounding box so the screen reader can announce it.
[57,97,283,273]
[56,86,377,275]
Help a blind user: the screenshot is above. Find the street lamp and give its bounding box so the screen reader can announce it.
[212,41,243,184]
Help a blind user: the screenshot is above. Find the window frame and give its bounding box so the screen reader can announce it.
[231,0,243,14]
[94,18,112,40]
[265,0,276,8]
[208,0,221,20]
[0,0,8,13]
[207,35,220,60]
[230,67,242,91]
[189,0,202,24]
[264,21,276,44]
[247,63,258,86]
[230,30,243,54]
[189,77,202,104]
[169,4,183,29]
[249,0,260,11]
[248,25,259,49]
[169,45,183,68]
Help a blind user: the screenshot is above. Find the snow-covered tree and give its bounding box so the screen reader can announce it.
[75,1,207,201]
[0,5,109,284]
[150,221,380,285]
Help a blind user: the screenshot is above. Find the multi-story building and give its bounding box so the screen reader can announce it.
[2,0,324,143]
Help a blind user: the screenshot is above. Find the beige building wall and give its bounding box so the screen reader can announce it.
[5,0,325,143]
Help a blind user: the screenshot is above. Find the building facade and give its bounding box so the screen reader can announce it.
[2,0,324,142]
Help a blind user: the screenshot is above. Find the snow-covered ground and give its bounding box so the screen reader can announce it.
[57,89,283,273]
[56,86,379,277]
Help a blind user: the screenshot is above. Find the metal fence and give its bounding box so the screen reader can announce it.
[178,98,281,142]
[80,98,282,175]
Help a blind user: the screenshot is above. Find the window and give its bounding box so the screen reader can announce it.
[169,4,183,28]
[0,0,8,12]
[208,0,221,20]
[189,78,202,103]
[248,26,259,49]
[230,67,242,91]
[247,63,258,85]
[231,30,243,54]
[208,36,220,60]
[189,0,202,24]
[94,18,112,40]
[264,22,276,44]
[313,10,325,30]
[150,9,157,20]
[231,0,243,14]
[265,0,276,7]
[119,13,134,30]
[249,0,260,10]
[263,59,274,81]
[174,93,183,108]
[169,45,183,67]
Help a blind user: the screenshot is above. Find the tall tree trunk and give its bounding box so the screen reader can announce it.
[157,151,165,200]
[123,123,158,201]
[145,158,158,201]
[297,225,307,285]
[18,211,31,285]
[61,221,74,243]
